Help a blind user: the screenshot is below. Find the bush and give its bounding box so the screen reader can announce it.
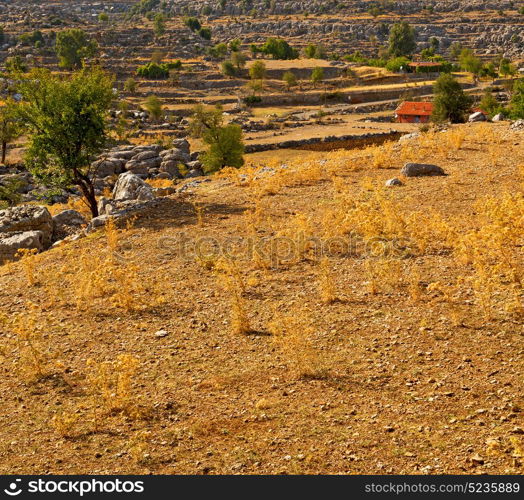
[259,37,298,60]
[221,60,237,77]
[386,56,410,72]
[198,27,212,40]
[55,29,97,70]
[0,178,22,208]
[136,61,181,79]
[184,16,201,32]
[431,73,473,123]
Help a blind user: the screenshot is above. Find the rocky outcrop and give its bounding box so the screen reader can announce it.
[0,231,46,262]
[0,205,54,248]
[112,172,154,201]
[52,210,87,241]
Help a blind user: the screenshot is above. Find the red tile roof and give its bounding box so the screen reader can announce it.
[408,62,443,67]
[396,101,433,116]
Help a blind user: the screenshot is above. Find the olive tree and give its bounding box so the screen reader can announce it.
[55,29,98,70]
[189,104,244,173]
[15,67,115,218]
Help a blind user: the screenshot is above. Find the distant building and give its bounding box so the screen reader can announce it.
[395,101,433,123]
[408,62,444,73]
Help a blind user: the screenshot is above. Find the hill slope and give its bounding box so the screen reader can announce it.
[0,122,523,474]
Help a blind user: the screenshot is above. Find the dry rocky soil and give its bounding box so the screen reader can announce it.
[0,122,522,475]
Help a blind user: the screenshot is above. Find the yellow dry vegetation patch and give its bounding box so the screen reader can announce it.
[0,123,523,475]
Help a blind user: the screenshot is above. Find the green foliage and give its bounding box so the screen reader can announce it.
[144,95,163,121]
[510,79,524,119]
[249,60,267,81]
[0,99,22,163]
[129,0,160,17]
[153,13,166,37]
[310,67,324,85]
[0,177,22,208]
[5,56,28,74]
[14,67,115,218]
[18,30,44,46]
[431,73,473,123]
[479,89,503,118]
[459,48,482,75]
[198,27,212,40]
[208,42,228,59]
[55,29,97,70]
[304,44,326,59]
[229,38,242,52]
[136,61,181,78]
[184,16,201,32]
[388,22,417,57]
[189,104,244,173]
[221,60,237,77]
[231,51,246,70]
[98,12,109,23]
[450,42,462,59]
[480,62,498,79]
[499,58,517,77]
[386,56,410,72]
[282,71,297,89]
[124,77,137,92]
[259,37,298,60]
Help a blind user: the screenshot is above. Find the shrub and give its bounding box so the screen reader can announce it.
[431,73,473,123]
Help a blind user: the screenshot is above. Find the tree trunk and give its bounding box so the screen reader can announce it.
[1,141,6,164]
[74,169,98,219]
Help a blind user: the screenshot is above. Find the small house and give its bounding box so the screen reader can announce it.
[395,101,433,124]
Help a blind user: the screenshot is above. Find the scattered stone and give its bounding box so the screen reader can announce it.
[468,111,486,122]
[385,177,403,187]
[401,163,446,177]
[155,329,168,338]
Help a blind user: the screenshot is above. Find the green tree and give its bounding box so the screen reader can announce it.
[153,13,166,37]
[15,67,114,218]
[386,56,410,72]
[208,42,228,59]
[509,79,524,118]
[98,12,109,23]
[459,48,482,76]
[144,95,163,121]
[388,22,417,58]
[450,42,462,59]
[0,100,22,164]
[282,71,297,90]
[0,177,22,208]
[189,104,244,173]
[124,77,137,92]
[198,27,212,40]
[431,73,473,123]
[249,60,266,80]
[5,55,28,74]
[184,17,201,32]
[221,60,237,77]
[229,38,242,52]
[479,89,502,117]
[311,67,324,87]
[231,51,247,71]
[499,58,517,77]
[260,37,298,59]
[55,29,97,70]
